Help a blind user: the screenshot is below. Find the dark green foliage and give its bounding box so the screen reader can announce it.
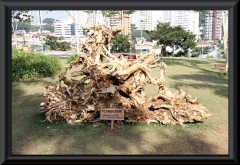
[12,48,61,81]
[67,53,78,63]
[111,33,129,53]
[58,41,71,51]
[44,35,58,50]
[43,24,54,32]
[44,35,71,51]
[191,47,201,57]
[130,44,137,53]
[202,46,210,54]
[145,23,196,57]
[42,18,55,24]
[13,22,32,32]
[218,43,224,49]
[131,30,151,42]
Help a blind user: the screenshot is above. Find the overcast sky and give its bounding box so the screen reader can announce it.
[41,10,69,20]
[41,10,169,21]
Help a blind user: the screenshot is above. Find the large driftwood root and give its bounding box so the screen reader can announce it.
[40,24,212,126]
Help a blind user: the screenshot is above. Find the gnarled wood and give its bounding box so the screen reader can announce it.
[40,24,211,126]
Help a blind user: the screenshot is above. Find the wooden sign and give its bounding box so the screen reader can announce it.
[100,108,124,120]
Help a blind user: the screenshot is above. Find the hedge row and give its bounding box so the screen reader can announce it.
[12,48,61,81]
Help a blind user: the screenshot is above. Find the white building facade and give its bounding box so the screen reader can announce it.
[53,19,82,41]
[170,10,199,36]
[135,10,154,30]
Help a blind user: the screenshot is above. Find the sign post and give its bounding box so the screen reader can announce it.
[100,108,124,129]
[111,120,114,129]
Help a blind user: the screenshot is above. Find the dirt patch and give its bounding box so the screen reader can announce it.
[104,128,121,135]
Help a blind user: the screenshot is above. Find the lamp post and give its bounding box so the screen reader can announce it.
[199,27,204,58]
[39,10,43,51]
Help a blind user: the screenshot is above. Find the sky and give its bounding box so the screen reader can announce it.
[41,10,169,21]
[41,10,69,20]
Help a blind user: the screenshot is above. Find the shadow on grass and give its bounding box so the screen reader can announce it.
[168,72,228,98]
[11,59,226,156]
[12,84,220,155]
[163,58,227,73]
[163,57,225,65]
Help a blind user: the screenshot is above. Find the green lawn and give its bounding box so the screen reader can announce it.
[12,57,228,155]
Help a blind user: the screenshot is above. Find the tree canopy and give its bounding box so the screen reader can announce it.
[145,23,196,57]
[131,30,151,42]
[12,22,32,32]
[12,10,32,23]
[44,35,71,51]
[110,33,136,53]
[111,33,129,53]
[42,18,55,24]
[43,24,54,32]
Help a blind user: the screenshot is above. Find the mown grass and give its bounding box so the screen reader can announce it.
[12,57,228,155]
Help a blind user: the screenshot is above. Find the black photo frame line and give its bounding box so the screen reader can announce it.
[0,0,239,164]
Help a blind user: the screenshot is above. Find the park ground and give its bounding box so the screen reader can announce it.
[12,57,228,155]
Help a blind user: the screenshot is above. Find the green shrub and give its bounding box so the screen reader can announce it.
[67,53,78,63]
[12,48,61,81]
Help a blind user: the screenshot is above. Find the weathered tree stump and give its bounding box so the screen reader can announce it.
[40,24,212,126]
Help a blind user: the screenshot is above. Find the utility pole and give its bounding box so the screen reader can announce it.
[122,10,124,35]
[39,10,43,51]
[140,16,144,53]
[93,10,96,25]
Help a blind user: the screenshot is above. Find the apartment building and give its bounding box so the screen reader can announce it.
[170,10,199,36]
[135,10,154,31]
[205,10,228,40]
[110,11,131,37]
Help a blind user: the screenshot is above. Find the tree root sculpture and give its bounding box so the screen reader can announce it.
[40,24,212,126]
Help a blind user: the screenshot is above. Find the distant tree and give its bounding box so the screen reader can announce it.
[42,18,55,24]
[191,47,201,57]
[44,35,58,50]
[58,41,71,51]
[44,35,71,51]
[43,24,54,32]
[145,23,196,57]
[31,25,40,32]
[202,46,210,55]
[12,10,32,47]
[130,43,136,53]
[218,43,224,49]
[111,33,129,53]
[14,22,32,32]
[131,30,151,42]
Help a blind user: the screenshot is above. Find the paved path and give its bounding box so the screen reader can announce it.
[43,51,76,58]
